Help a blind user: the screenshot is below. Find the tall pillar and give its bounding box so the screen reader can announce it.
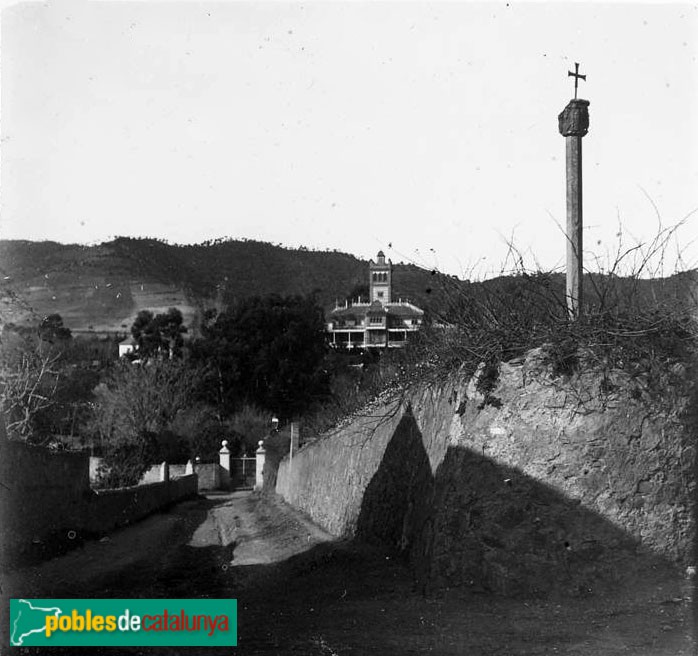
[219,440,231,490]
[558,98,590,319]
[255,440,266,491]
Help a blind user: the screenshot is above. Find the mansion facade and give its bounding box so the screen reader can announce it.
[327,251,424,349]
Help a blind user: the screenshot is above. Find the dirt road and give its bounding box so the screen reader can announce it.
[2,491,696,655]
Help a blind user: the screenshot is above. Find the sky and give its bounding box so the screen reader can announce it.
[2,1,697,278]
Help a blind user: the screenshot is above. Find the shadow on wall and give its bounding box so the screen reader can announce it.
[355,405,677,597]
[355,406,432,555]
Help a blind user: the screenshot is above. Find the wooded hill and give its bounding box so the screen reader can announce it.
[0,237,458,334]
[1,237,694,337]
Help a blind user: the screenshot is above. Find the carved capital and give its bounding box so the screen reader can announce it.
[558,99,590,137]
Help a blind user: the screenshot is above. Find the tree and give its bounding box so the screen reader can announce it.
[0,334,60,443]
[131,308,187,359]
[192,294,329,418]
[47,366,100,439]
[227,404,274,454]
[90,358,203,486]
[169,404,239,462]
[38,313,72,344]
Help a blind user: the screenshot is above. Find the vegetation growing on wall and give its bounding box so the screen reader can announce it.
[391,230,698,411]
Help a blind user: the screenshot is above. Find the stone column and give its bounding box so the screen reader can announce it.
[159,461,169,483]
[558,99,590,319]
[255,440,266,491]
[219,440,231,490]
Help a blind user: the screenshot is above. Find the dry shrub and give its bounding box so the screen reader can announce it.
[398,227,698,402]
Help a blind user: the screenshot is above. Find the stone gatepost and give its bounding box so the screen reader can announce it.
[255,440,266,491]
[219,440,231,490]
[185,460,194,475]
[159,461,169,483]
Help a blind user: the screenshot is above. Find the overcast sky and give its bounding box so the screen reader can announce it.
[2,1,697,278]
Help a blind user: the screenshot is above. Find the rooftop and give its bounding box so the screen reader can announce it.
[329,299,424,318]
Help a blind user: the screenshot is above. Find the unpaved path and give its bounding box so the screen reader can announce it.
[2,491,696,655]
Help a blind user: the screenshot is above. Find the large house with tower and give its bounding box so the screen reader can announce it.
[326,251,424,349]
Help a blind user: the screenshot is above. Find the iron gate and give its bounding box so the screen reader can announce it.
[230,457,256,490]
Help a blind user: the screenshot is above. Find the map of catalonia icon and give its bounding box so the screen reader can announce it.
[10,599,62,646]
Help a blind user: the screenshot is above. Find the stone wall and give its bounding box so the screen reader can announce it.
[88,475,198,534]
[277,400,406,535]
[140,463,165,485]
[0,439,199,563]
[194,463,221,490]
[276,349,697,594]
[140,462,221,490]
[169,464,187,478]
[0,441,90,560]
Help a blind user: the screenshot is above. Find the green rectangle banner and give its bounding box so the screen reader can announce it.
[9,598,237,647]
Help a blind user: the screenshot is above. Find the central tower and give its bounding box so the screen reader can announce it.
[369,250,392,303]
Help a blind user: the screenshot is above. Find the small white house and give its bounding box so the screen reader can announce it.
[118,335,136,358]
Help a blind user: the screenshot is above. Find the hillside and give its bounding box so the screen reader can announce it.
[1,237,694,337]
[0,238,455,334]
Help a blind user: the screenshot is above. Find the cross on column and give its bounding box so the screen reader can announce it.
[558,65,590,320]
[568,62,586,100]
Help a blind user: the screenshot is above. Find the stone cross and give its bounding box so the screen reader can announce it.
[568,62,586,100]
[558,67,590,319]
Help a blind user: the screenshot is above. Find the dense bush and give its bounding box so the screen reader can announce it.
[94,434,159,489]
